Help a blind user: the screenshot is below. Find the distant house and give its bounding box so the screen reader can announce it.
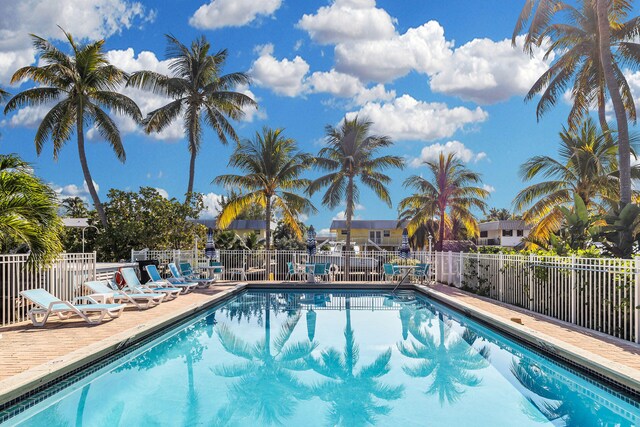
[329,219,407,250]
[478,220,531,247]
[194,219,274,241]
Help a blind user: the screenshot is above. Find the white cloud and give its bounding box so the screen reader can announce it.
[346,95,488,141]
[429,36,554,104]
[236,84,266,122]
[307,70,395,105]
[410,141,487,166]
[297,0,396,44]
[155,188,169,199]
[189,0,281,30]
[250,44,310,97]
[52,180,100,203]
[200,192,223,219]
[334,21,453,83]
[2,102,51,128]
[319,228,332,235]
[332,202,365,220]
[0,0,153,85]
[483,184,496,193]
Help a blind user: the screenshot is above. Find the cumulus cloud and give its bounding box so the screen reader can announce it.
[52,180,100,203]
[200,192,223,219]
[155,188,169,199]
[346,95,488,141]
[0,0,154,85]
[189,0,281,30]
[297,0,396,44]
[483,184,496,193]
[236,84,267,122]
[410,141,487,167]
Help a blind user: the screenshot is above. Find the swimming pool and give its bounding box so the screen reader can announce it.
[3,289,638,426]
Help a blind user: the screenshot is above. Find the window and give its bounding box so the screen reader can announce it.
[383,230,390,237]
[517,229,524,237]
[341,230,348,235]
[502,229,513,237]
[369,230,382,243]
[254,230,261,234]
[480,231,488,238]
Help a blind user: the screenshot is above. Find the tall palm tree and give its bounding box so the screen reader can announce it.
[4,29,142,227]
[397,313,490,405]
[0,154,63,264]
[61,196,89,217]
[309,296,404,425]
[513,118,638,243]
[308,117,404,272]
[215,127,316,253]
[127,35,256,199]
[513,0,640,204]
[399,153,488,251]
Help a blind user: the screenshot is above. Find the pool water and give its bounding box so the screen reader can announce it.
[4,290,638,426]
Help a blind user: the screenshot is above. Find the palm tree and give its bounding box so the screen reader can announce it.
[127,34,256,199]
[309,296,404,425]
[397,313,490,405]
[513,118,638,243]
[0,154,63,264]
[215,127,316,254]
[308,117,404,272]
[513,0,640,204]
[0,88,9,102]
[4,29,142,227]
[213,300,317,425]
[485,208,512,221]
[61,196,89,217]
[399,153,488,251]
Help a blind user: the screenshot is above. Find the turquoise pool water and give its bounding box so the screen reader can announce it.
[3,290,638,426]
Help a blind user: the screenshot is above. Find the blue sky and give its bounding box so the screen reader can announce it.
[2,0,639,234]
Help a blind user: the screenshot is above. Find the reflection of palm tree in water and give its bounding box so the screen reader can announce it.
[397,312,490,405]
[310,296,404,426]
[510,359,633,427]
[213,292,317,425]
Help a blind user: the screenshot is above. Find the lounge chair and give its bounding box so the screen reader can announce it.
[383,263,401,282]
[412,263,430,284]
[169,262,215,287]
[146,264,198,294]
[285,262,303,282]
[120,268,181,300]
[85,280,164,309]
[313,263,331,282]
[20,289,125,327]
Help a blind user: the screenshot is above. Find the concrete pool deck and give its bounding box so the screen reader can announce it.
[0,281,638,408]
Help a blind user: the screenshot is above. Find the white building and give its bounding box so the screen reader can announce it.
[478,220,531,248]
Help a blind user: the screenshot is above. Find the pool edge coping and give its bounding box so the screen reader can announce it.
[0,284,248,408]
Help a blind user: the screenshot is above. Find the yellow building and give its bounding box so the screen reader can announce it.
[329,220,407,250]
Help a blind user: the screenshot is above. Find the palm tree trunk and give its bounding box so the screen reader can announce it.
[265,195,272,278]
[345,176,354,278]
[77,111,107,227]
[598,88,611,137]
[186,147,196,202]
[437,208,446,251]
[597,0,631,204]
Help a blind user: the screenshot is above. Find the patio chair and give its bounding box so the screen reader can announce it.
[313,263,331,283]
[169,263,215,287]
[120,267,181,300]
[412,263,430,284]
[208,262,225,281]
[20,289,125,327]
[85,280,164,309]
[146,265,198,294]
[285,262,303,282]
[383,263,401,282]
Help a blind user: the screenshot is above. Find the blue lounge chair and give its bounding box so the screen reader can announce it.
[145,265,197,294]
[20,289,125,327]
[383,263,401,282]
[85,280,164,309]
[169,262,215,287]
[313,263,330,282]
[120,268,181,300]
[412,263,430,284]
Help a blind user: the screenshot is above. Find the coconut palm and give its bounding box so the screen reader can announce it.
[513,118,639,243]
[308,117,404,273]
[213,298,317,425]
[399,153,488,251]
[61,196,89,217]
[513,0,640,204]
[397,313,490,405]
[127,35,256,200]
[0,154,63,264]
[309,296,404,426]
[4,29,142,227]
[0,88,9,102]
[215,127,316,254]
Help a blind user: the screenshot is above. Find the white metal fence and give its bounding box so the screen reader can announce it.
[0,253,96,326]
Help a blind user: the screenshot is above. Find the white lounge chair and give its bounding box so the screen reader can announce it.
[120,268,181,300]
[85,280,164,309]
[169,262,215,287]
[145,265,197,294]
[20,289,125,327]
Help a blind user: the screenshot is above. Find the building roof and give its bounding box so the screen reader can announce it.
[192,219,268,230]
[479,220,531,231]
[61,218,90,228]
[330,220,407,230]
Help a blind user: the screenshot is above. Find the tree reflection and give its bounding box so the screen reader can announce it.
[309,296,404,426]
[397,312,489,405]
[510,359,633,427]
[213,294,317,426]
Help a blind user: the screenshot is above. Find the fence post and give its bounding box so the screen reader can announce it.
[459,252,463,287]
[635,258,640,344]
[448,251,453,285]
[529,253,534,311]
[571,254,577,324]
[499,253,504,302]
